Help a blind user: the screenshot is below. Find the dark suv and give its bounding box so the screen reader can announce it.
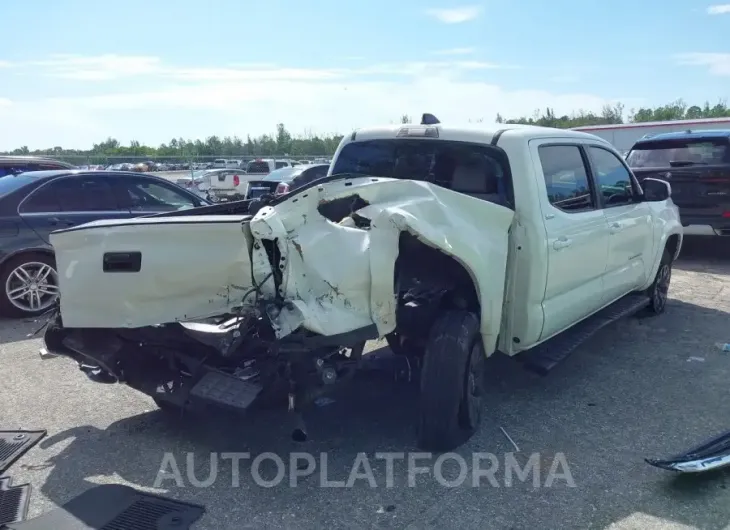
[0,155,75,176]
[626,130,730,237]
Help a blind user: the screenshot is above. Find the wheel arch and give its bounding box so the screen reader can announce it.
[0,247,55,270]
[639,229,682,292]
[392,232,506,356]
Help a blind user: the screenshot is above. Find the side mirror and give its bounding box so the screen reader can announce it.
[642,177,671,202]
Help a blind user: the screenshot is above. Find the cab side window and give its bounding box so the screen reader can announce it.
[588,146,636,207]
[538,145,595,212]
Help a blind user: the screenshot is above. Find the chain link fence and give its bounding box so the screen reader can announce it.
[51,154,332,168]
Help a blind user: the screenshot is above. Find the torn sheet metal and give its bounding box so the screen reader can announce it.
[249,177,514,348]
[51,178,514,350]
[646,429,730,473]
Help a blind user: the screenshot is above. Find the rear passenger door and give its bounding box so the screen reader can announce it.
[18,175,132,244]
[586,145,654,300]
[529,141,611,341]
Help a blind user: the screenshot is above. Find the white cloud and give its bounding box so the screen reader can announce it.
[32,54,162,80]
[0,54,629,150]
[675,52,730,75]
[432,47,476,56]
[0,60,12,68]
[707,4,730,14]
[424,6,483,23]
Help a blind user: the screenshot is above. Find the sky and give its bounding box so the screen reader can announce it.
[1,0,730,150]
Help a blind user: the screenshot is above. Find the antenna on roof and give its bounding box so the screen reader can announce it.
[421,113,440,125]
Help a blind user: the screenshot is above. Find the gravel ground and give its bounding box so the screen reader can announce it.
[1,239,729,529]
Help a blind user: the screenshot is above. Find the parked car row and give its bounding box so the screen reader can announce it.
[205,163,330,202]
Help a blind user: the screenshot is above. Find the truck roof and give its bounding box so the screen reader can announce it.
[633,129,730,143]
[349,122,604,145]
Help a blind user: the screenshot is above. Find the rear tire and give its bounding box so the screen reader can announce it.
[645,249,672,315]
[417,310,486,451]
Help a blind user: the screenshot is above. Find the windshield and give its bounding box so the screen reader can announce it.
[626,139,730,168]
[262,167,300,182]
[330,139,509,203]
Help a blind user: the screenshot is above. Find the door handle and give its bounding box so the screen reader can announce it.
[48,217,76,227]
[553,238,573,250]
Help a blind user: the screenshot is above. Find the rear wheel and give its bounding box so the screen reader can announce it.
[0,253,59,318]
[417,310,486,451]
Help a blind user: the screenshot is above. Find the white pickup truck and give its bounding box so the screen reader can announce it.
[43,116,682,450]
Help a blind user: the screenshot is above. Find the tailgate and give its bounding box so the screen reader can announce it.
[634,166,730,217]
[50,215,255,328]
[209,172,243,190]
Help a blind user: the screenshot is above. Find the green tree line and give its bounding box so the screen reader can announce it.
[4,99,730,162]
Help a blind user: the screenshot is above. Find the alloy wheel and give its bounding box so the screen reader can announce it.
[5,261,59,313]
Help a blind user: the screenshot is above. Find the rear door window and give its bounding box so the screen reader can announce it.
[116,177,198,212]
[537,145,595,212]
[274,161,289,169]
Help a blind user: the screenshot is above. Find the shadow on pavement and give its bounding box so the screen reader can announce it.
[0,316,48,347]
[26,296,730,529]
[675,236,730,275]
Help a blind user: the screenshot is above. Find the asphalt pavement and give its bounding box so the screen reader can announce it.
[1,240,730,529]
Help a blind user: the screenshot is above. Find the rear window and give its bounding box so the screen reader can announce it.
[626,138,730,168]
[330,139,510,204]
[0,174,37,198]
[247,161,271,173]
[274,161,289,169]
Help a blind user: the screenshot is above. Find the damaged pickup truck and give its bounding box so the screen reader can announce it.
[43,115,684,450]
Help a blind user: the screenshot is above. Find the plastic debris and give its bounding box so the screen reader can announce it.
[314,397,335,407]
[38,347,58,360]
[686,356,705,362]
[716,342,730,352]
[499,426,520,452]
[646,428,730,473]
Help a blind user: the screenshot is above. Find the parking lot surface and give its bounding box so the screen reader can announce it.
[1,240,729,529]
